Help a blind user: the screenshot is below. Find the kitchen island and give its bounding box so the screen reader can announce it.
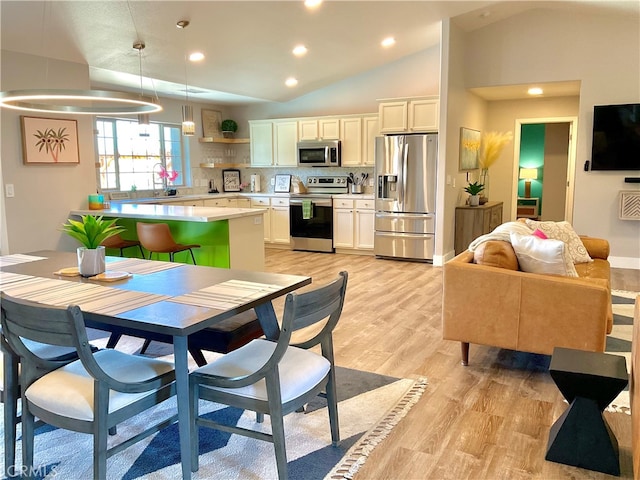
[70,203,267,270]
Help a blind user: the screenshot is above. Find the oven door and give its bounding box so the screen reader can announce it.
[289,197,334,253]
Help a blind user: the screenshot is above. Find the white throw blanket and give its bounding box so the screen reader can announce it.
[467,221,533,252]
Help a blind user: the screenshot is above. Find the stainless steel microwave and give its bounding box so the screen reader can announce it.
[297,140,341,167]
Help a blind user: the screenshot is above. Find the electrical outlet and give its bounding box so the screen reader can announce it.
[452,179,456,188]
[270,178,275,186]
[254,216,262,225]
[368,178,374,187]
[5,184,14,197]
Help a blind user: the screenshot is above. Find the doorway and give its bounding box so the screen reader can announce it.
[513,117,578,222]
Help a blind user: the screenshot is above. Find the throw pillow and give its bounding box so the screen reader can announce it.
[532,228,548,239]
[524,220,592,264]
[473,241,519,270]
[510,232,579,277]
[468,221,533,252]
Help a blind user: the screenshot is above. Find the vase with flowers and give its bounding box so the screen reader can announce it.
[157,166,179,196]
[477,131,513,202]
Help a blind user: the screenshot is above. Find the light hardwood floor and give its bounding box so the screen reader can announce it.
[264,248,639,480]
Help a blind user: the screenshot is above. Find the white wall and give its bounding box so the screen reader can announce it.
[464,8,640,266]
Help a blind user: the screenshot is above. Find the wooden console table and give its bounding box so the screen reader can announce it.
[454,201,503,255]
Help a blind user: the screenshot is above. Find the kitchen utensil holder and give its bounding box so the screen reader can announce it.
[351,185,363,194]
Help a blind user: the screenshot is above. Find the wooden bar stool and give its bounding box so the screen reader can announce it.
[136,222,200,264]
[101,234,144,258]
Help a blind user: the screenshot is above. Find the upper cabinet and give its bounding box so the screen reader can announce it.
[249,121,273,166]
[249,120,298,167]
[298,118,340,141]
[339,117,363,167]
[378,96,439,134]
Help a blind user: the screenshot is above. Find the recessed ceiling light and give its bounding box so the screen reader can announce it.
[292,45,308,57]
[528,87,543,95]
[285,77,298,87]
[381,37,396,48]
[189,52,205,62]
[304,0,322,9]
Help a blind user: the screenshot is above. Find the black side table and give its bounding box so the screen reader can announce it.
[546,347,628,476]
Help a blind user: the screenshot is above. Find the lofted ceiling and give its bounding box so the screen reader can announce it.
[1,1,637,105]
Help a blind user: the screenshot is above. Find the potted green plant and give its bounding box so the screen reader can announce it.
[61,215,125,277]
[220,119,238,138]
[464,181,485,207]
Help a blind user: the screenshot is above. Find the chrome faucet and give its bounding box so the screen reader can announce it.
[152,163,166,197]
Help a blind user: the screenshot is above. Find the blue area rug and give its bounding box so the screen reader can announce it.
[2,367,427,479]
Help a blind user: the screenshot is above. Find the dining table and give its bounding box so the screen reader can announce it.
[0,250,311,479]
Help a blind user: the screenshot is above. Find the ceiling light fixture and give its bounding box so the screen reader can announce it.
[292,45,308,57]
[304,0,322,9]
[0,2,162,116]
[189,52,205,62]
[285,77,298,87]
[381,37,396,48]
[133,41,152,126]
[178,19,195,136]
[528,87,544,95]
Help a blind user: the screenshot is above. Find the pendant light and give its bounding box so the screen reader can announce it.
[133,41,151,126]
[0,2,162,116]
[177,20,195,136]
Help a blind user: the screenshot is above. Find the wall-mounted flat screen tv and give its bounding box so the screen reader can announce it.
[591,103,640,170]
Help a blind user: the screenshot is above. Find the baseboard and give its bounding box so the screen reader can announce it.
[609,256,640,270]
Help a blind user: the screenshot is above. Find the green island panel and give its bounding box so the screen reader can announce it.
[105,217,230,268]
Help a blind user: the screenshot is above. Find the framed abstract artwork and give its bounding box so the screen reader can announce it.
[21,116,80,164]
[459,127,481,171]
[201,109,222,138]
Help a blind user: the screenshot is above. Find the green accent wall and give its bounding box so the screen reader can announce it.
[104,217,230,268]
[519,123,545,213]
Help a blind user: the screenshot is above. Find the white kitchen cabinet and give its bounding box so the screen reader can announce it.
[362,115,379,167]
[250,196,271,242]
[378,96,439,134]
[249,120,273,166]
[172,199,204,206]
[298,118,340,141]
[270,197,290,245]
[237,198,251,208]
[339,117,363,167]
[354,199,374,250]
[203,198,234,207]
[333,198,374,252]
[273,120,298,166]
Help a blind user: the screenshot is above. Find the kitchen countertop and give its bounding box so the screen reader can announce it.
[71,203,267,223]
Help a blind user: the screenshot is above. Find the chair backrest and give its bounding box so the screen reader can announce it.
[0,292,169,394]
[136,222,178,252]
[209,271,348,389]
[100,233,125,248]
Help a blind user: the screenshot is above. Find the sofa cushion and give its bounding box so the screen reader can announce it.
[510,232,579,277]
[524,220,592,264]
[473,241,519,270]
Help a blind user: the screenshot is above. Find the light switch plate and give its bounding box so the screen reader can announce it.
[5,184,14,197]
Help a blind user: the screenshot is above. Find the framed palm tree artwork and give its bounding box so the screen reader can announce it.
[21,116,80,164]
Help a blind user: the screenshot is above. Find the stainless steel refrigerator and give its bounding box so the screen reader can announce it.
[374,134,437,261]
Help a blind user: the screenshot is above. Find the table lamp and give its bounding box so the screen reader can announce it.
[519,168,538,198]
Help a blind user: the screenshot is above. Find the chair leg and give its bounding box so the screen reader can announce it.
[21,400,35,478]
[265,375,287,480]
[189,248,196,265]
[106,333,122,349]
[140,339,152,355]
[188,346,208,367]
[190,382,200,472]
[461,342,470,366]
[326,367,340,446]
[94,385,109,480]
[3,354,18,478]
[137,245,145,258]
[169,252,174,262]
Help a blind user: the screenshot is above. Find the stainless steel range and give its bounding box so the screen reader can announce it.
[289,175,349,253]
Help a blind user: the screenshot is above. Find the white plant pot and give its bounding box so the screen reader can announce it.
[77,246,106,277]
[469,195,480,207]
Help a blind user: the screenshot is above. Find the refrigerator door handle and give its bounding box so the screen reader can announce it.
[398,137,406,209]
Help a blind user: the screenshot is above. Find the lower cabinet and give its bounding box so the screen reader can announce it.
[333,198,374,253]
[251,196,290,246]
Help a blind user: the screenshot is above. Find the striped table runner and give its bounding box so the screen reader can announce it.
[168,279,282,310]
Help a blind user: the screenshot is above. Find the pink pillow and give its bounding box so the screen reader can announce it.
[532,229,548,239]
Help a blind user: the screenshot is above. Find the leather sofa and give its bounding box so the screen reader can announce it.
[442,234,612,365]
[632,295,639,479]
